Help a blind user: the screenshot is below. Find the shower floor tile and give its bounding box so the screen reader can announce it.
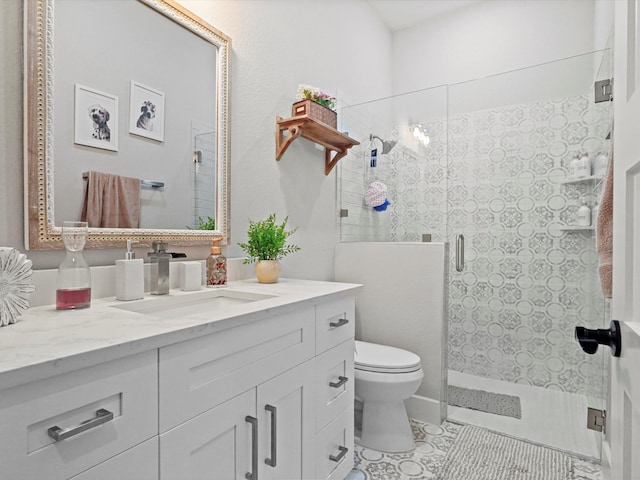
[447,370,601,459]
[349,419,602,480]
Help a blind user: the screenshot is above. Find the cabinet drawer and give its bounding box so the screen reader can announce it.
[315,339,354,433]
[159,306,315,431]
[70,438,158,480]
[316,296,355,354]
[315,406,355,480]
[0,350,158,480]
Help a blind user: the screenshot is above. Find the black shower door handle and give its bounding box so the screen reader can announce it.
[575,320,621,357]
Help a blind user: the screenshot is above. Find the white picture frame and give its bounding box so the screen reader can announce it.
[129,81,165,142]
[74,84,119,151]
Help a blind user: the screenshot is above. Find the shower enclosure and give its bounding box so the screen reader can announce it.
[192,125,217,229]
[338,49,612,460]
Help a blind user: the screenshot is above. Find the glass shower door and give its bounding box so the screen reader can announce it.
[445,50,611,459]
[337,49,611,461]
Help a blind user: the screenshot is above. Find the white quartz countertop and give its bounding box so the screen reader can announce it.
[0,278,361,391]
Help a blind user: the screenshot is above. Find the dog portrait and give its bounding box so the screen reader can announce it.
[88,104,111,141]
[74,84,118,151]
[129,81,165,142]
[136,100,156,131]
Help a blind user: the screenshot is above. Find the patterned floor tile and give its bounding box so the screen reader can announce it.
[350,419,602,480]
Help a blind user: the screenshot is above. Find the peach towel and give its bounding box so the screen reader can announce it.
[81,171,141,228]
[596,150,613,298]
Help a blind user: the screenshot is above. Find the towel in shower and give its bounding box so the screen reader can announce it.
[596,148,613,298]
[81,171,141,228]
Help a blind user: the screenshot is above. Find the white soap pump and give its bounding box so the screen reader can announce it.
[116,240,145,301]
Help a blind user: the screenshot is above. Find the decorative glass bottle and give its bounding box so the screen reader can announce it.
[56,221,91,310]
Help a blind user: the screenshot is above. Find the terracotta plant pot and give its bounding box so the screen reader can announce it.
[255,260,280,284]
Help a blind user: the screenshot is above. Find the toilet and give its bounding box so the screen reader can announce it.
[354,340,424,453]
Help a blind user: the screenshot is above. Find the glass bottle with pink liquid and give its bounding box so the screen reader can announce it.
[56,221,91,310]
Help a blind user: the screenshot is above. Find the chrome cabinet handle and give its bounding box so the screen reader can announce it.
[329,376,349,388]
[329,445,349,463]
[455,234,464,272]
[245,416,258,480]
[47,408,114,442]
[264,405,277,467]
[329,318,349,328]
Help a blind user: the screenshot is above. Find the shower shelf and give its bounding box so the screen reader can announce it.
[275,115,359,175]
[559,226,595,232]
[560,175,603,185]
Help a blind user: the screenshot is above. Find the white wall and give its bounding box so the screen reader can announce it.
[0,0,392,277]
[391,0,603,95]
[335,242,448,425]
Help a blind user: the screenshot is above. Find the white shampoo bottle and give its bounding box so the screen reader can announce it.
[116,240,144,301]
[577,198,592,227]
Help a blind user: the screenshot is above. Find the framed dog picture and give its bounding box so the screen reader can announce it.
[74,84,119,151]
[129,81,165,142]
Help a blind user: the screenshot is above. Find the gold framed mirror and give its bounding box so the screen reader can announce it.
[24,0,230,250]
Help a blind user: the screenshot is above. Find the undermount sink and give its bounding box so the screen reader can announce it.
[111,289,276,319]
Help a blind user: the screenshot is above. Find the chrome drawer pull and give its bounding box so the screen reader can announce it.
[329,376,349,388]
[265,405,277,467]
[47,408,114,442]
[245,416,258,480]
[329,318,349,328]
[329,445,349,463]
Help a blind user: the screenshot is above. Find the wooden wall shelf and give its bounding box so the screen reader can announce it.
[276,115,359,175]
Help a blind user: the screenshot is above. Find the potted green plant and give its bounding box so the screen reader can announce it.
[237,214,301,283]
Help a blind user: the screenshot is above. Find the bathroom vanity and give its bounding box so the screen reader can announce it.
[0,279,358,480]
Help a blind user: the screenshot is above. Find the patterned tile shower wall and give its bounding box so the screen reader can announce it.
[340,94,610,397]
[427,95,608,397]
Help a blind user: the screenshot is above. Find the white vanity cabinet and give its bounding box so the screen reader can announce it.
[159,295,355,480]
[0,283,358,480]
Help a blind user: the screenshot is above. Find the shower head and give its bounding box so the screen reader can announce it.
[370,134,397,155]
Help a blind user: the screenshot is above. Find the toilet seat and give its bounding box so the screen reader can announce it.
[354,340,421,374]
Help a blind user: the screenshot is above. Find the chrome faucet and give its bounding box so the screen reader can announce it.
[148,241,171,295]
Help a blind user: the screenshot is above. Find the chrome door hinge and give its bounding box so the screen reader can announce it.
[595,79,613,103]
[587,407,606,433]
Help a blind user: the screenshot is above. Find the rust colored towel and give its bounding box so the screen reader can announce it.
[81,171,141,228]
[596,150,613,298]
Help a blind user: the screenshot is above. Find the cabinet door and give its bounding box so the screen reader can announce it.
[160,389,255,480]
[258,360,315,480]
[69,438,158,480]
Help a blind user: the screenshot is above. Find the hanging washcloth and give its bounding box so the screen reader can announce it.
[81,171,141,228]
[596,147,613,298]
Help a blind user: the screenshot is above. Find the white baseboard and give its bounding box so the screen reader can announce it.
[405,394,443,425]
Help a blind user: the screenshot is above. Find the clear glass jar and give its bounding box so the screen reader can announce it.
[56,221,91,310]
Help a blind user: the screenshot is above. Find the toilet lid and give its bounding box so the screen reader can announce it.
[354,341,422,373]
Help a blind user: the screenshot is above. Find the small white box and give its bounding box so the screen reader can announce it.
[180,262,202,291]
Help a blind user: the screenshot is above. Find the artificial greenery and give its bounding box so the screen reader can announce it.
[238,214,301,264]
[187,216,216,230]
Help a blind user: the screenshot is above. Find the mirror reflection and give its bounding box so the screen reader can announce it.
[24,0,230,249]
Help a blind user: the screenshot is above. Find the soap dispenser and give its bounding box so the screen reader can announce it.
[116,240,144,301]
[207,238,227,287]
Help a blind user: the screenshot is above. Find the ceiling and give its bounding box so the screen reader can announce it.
[367,0,483,32]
